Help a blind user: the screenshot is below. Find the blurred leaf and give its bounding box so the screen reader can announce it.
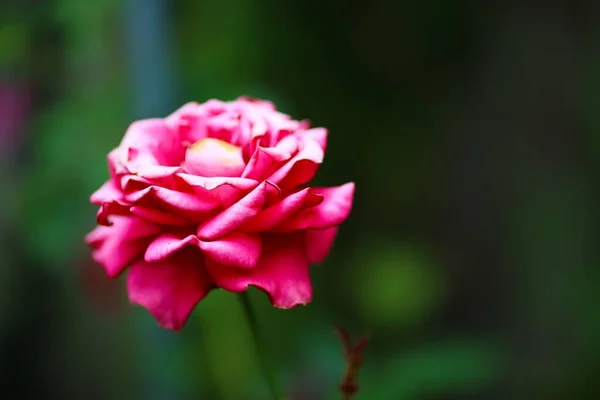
[352,240,445,329]
[18,88,127,267]
[361,340,501,399]
[176,0,264,100]
[0,22,30,66]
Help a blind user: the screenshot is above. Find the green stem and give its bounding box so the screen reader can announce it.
[239,292,281,400]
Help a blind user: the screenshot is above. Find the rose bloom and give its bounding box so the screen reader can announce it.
[86,97,354,330]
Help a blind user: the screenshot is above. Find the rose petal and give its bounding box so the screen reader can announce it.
[125,186,220,220]
[175,173,258,207]
[205,233,312,308]
[206,112,242,143]
[145,232,200,263]
[90,179,122,205]
[199,232,261,268]
[165,102,208,144]
[85,216,161,278]
[242,135,298,181]
[197,181,279,240]
[107,148,127,177]
[120,174,152,193]
[127,248,213,330]
[299,127,327,151]
[130,206,192,226]
[276,182,355,231]
[135,165,183,180]
[243,188,323,232]
[145,231,262,269]
[174,173,258,192]
[96,201,130,226]
[119,119,185,167]
[184,138,245,177]
[268,136,325,191]
[306,227,338,263]
[237,96,276,111]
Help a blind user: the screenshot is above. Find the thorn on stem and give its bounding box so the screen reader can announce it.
[335,326,369,399]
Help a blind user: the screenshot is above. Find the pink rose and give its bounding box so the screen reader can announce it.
[85,97,354,330]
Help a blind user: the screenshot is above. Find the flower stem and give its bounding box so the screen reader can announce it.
[239,291,281,400]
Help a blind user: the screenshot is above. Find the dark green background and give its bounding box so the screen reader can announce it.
[2,1,600,399]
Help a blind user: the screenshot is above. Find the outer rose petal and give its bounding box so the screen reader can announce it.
[127,248,213,330]
[144,232,199,263]
[130,205,192,226]
[199,232,262,268]
[96,201,130,226]
[268,136,325,191]
[85,216,161,278]
[120,174,153,193]
[125,186,220,219]
[243,188,323,232]
[90,179,122,205]
[134,165,183,180]
[305,227,338,264]
[276,182,355,231]
[205,233,312,308]
[145,231,260,269]
[197,181,279,240]
[298,127,327,152]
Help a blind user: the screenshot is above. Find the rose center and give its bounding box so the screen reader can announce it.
[184,138,245,177]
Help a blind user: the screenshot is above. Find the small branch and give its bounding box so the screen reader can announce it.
[335,326,369,399]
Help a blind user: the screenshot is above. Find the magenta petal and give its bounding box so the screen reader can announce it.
[276,182,355,231]
[175,173,258,192]
[305,227,338,263]
[130,206,192,226]
[299,127,327,151]
[175,173,258,207]
[90,179,122,205]
[125,186,220,219]
[199,232,261,268]
[165,101,202,133]
[107,147,130,177]
[85,216,161,278]
[120,174,152,194]
[96,201,130,226]
[241,146,281,181]
[197,181,278,240]
[127,248,213,331]
[243,188,323,232]
[119,119,185,167]
[144,233,200,263]
[206,233,312,308]
[242,135,298,181]
[268,137,325,191]
[135,165,183,180]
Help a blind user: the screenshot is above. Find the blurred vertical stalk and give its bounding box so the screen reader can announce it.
[239,292,282,400]
[122,1,178,399]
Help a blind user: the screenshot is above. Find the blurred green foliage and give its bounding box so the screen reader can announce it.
[2,0,600,399]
